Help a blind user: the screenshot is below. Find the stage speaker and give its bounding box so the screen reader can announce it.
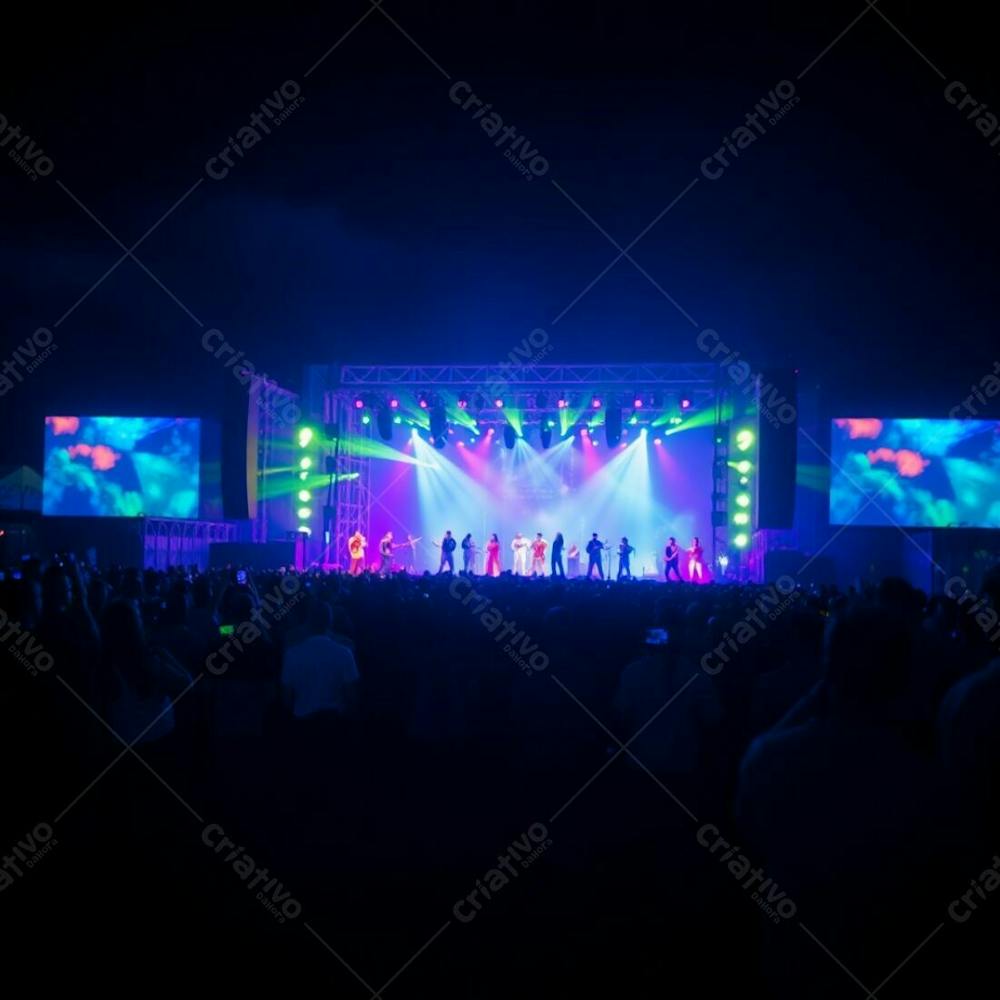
[605,407,621,447]
[757,368,797,530]
[221,369,259,520]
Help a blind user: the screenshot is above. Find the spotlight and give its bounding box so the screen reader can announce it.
[353,397,364,409]
[494,397,504,408]
[418,393,430,409]
[388,396,399,409]
[297,507,312,520]
[298,471,308,481]
[299,457,312,470]
[733,532,749,549]
[733,512,750,526]
[735,493,751,508]
[739,476,749,486]
[457,394,469,409]
[628,414,638,425]
[736,460,752,474]
[361,413,371,425]
[393,414,402,424]
[297,427,314,447]
[297,489,311,502]
[633,396,643,409]
[680,397,692,410]
[591,395,602,409]
[653,437,662,445]
[458,440,465,447]
[487,427,495,435]
[736,429,755,451]
[557,396,568,409]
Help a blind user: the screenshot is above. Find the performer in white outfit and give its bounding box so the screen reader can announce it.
[688,536,705,582]
[511,532,530,575]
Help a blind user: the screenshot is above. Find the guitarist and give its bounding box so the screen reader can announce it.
[586,533,606,579]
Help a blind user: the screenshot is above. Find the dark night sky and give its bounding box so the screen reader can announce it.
[2,1,998,467]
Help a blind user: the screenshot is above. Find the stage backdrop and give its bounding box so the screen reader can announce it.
[363,424,714,576]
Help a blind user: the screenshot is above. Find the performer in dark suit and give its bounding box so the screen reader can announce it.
[664,536,682,581]
[437,530,457,573]
[586,533,605,579]
[551,532,565,578]
[617,537,635,580]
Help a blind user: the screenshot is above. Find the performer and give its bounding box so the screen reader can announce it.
[401,533,420,573]
[485,533,502,576]
[378,530,394,575]
[566,542,580,578]
[461,533,476,574]
[664,536,682,581]
[551,532,565,578]
[586,533,606,579]
[348,529,367,576]
[531,533,548,576]
[511,532,530,575]
[687,536,705,582]
[435,530,457,573]
[617,536,635,580]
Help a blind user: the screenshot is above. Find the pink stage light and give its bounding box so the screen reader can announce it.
[353,398,364,409]
[388,397,399,409]
[680,397,691,410]
[654,437,662,445]
[591,396,601,409]
[633,397,643,408]
[494,398,504,408]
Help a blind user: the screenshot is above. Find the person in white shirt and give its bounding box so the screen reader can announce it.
[281,602,359,718]
[511,532,530,575]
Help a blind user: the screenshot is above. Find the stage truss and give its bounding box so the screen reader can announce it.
[319,362,736,572]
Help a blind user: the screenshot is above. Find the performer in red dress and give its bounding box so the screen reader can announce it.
[485,533,502,577]
[531,533,548,576]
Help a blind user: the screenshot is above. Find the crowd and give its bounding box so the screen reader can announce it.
[2,556,999,996]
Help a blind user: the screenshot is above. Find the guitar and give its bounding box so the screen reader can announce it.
[389,537,421,551]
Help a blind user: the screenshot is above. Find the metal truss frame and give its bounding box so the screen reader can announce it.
[322,363,724,571]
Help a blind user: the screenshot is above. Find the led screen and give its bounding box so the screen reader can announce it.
[43,416,200,518]
[830,418,1000,528]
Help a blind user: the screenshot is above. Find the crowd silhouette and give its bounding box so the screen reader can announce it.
[2,557,999,996]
